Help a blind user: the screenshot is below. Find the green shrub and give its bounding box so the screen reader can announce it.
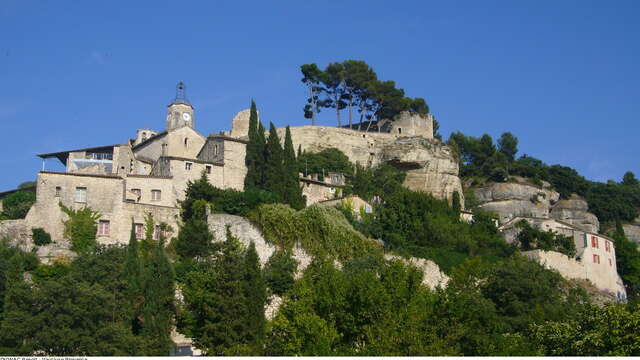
[1,190,36,219]
[59,204,100,253]
[31,228,52,246]
[251,204,381,262]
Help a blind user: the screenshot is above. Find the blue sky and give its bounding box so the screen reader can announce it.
[1,0,638,190]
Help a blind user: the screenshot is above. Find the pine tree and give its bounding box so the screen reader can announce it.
[283,126,305,209]
[243,242,266,352]
[244,100,261,190]
[265,122,285,200]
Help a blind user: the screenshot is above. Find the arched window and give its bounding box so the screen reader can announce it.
[398,128,402,134]
[184,138,189,148]
[214,144,219,155]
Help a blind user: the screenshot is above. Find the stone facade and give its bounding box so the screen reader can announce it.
[500,216,626,300]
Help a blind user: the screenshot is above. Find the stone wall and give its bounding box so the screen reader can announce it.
[301,180,341,205]
[221,139,247,191]
[388,112,433,139]
[124,175,176,207]
[23,171,180,249]
[524,249,626,299]
[276,126,463,204]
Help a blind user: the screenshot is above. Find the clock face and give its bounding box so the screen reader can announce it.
[182,112,191,121]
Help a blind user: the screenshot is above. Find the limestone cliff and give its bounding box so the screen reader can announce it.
[474,182,560,223]
[549,195,600,233]
[277,126,463,205]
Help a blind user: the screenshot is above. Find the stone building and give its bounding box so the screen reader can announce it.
[300,172,346,205]
[500,216,627,300]
[24,82,249,250]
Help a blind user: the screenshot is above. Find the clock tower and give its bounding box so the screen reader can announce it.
[166,81,195,131]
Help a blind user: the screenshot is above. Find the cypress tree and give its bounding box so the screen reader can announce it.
[174,199,214,262]
[183,226,249,355]
[243,242,266,353]
[140,236,176,355]
[0,254,36,354]
[283,126,305,209]
[244,100,260,190]
[256,122,267,188]
[264,122,285,200]
[124,221,143,335]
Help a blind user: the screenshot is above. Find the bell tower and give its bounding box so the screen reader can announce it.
[166,81,195,131]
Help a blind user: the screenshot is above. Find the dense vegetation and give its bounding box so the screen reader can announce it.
[448,131,640,224]
[0,190,35,220]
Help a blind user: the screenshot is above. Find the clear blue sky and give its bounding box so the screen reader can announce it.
[1,0,638,190]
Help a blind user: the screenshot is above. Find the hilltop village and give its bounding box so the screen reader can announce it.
[0,82,628,304]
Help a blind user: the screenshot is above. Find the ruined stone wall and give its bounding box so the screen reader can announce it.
[389,112,433,139]
[276,126,463,204]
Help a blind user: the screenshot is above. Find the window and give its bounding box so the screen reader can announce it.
[153,225,162,241]
[97,220,110,236]
[593,254,600,264]
[605,240,611,252]
[135,223,144,240]
[185,162,192,171]
[131,188,141,199]
[151,190,161,201]
[75,187,87,203]
[398,128,402,134]
[609,258,613,266]
[206,165,211,174]
[55,186,61,197]
[214,144,219,155]
[591,236,599,249]
[184,138,189,148]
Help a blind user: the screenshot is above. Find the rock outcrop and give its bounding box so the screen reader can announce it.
[278,126,463,206]
[550,196,600,233]
[474,182,559,223]
[623,223,640,246]
[384,254,450,290]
